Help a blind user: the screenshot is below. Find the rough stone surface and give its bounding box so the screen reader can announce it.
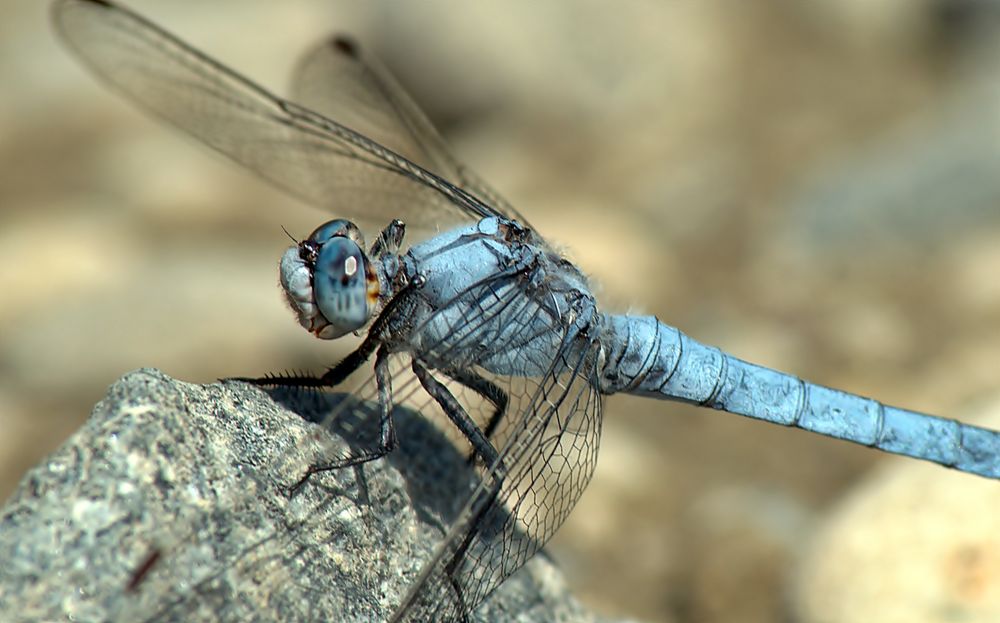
[0,369,627,623]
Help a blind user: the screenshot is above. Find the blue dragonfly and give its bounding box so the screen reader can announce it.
[53,0,1000,621]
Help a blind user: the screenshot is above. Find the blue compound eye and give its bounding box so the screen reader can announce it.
[308,219,364,246]
[312,236,372,337]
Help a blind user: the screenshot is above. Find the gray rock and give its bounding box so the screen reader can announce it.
[0,369,623,623]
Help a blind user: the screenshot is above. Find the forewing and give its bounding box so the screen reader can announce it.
[291,36,533,229]
[52,0,495,230]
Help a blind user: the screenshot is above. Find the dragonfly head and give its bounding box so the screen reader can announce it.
[279,219,380,339]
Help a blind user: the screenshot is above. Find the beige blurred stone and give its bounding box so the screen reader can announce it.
[795,396,1000,623]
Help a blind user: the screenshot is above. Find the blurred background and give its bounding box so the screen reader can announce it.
[4,1,1000,622]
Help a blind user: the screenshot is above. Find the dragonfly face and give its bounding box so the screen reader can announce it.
[280,218,380,340]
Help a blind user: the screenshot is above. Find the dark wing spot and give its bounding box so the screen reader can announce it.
[332,35,360,59]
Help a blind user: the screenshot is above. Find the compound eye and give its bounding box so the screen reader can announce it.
[312,236,371,337]
[308,219,365,247]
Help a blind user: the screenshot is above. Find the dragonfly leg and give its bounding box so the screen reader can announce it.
[227,304,389,389]
[440,368,509,442]
[226,273,426,389]
[412,360,510,617]
[287,345,397,495]
[226,334,376,390]
[412,361,505,474]
[437,368,508,469]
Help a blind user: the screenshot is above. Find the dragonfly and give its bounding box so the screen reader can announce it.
[53,0,1000,621]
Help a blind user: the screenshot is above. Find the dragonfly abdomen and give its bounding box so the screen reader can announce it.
[601,314,1000,478]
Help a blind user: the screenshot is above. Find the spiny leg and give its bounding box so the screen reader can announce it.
[227,273,425,389]
[287,345,397,495]
[224,278,424,496]
[232,332,378,391]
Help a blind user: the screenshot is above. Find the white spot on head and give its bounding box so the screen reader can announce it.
[344,255,358,276]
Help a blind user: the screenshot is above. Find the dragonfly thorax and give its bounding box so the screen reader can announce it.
[280,218,380,340]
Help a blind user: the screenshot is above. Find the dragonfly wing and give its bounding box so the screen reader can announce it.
[52,0,495,230]
[290,35,533,229]
[386,264,604,621]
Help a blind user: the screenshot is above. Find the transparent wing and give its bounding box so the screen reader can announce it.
[386,265,605,621]
[52,0,503,231]
[290,35,534,229]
